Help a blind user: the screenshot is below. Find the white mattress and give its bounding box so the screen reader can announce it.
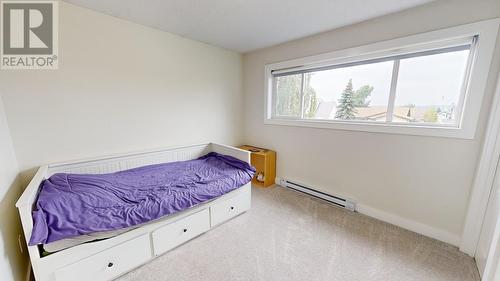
[43,227,134,253]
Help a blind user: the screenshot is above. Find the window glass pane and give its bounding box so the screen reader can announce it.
[393,50,470,126]
[306,61,393,121]
[274,74,302,117]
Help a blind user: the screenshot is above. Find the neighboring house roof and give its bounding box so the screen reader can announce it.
[314,102,437,122]
[356,106,431,121]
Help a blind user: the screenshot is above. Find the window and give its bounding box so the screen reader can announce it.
[393,50,470,125]
[265,20,500,139]
[275,59,394,121]
[271,39,474,127]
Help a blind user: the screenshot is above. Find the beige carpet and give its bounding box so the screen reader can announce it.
[117,185,479,281]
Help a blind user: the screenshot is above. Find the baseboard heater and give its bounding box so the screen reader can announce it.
[278,178,356,211]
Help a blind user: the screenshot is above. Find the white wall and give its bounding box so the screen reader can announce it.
[0,2,243,175]
[0,96,25,281]
[242,0,500,244]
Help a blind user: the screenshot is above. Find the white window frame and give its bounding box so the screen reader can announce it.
[264,19,500,139]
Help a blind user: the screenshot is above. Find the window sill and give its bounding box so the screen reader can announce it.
[264,118,475,139]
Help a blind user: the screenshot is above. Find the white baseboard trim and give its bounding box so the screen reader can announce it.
[356,203,461,246]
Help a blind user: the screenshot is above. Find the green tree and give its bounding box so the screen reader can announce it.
[275,74,318,118]
[303,74,318,118]
[335,79,357,120]
[423,108,438,123]
[352,85,374,107]
[276,75,302,117]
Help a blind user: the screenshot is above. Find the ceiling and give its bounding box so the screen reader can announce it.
[63,0,434,53]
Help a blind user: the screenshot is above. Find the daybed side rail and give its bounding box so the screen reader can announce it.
[16,165,48,275]
[210,143,250,163]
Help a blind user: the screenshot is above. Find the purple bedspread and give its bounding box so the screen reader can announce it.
[29,152,255,245]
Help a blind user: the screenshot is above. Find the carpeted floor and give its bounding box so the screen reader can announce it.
[117,185,479,281]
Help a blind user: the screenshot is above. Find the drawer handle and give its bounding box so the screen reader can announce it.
[183,228,188,233]
[230,206,235,210]
[107,262,114,268]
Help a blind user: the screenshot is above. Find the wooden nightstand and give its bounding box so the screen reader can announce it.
[239,145,276,188]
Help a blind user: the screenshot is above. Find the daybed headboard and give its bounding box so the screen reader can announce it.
[45,143,250,176]
[46,143,211,176]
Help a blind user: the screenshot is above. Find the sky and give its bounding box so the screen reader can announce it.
[309,50,469,107]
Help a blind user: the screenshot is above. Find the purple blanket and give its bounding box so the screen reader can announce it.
[29,152,255,245]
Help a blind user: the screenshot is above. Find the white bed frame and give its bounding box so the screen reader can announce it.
[16,143,251,281]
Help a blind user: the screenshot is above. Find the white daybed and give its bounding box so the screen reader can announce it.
[16,143,251,281]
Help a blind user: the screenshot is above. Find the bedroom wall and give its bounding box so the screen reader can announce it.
[0,97,26,281]
[242,0,500,244]
[0,2,243,177]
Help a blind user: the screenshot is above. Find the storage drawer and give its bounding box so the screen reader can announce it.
[54,234,151,281]
[152,208,210,256]
[210,188,251,227]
